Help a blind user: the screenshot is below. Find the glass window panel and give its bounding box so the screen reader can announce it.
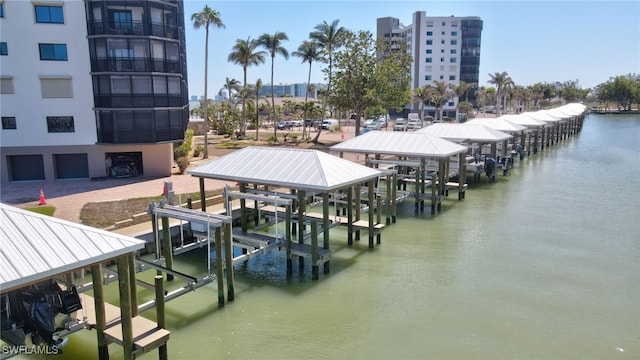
[153,76,167,94]
[111,76,131,94]
[167,77,180,94]
[131,76,151,94]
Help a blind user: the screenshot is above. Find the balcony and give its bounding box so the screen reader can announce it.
[88,20,178,40]
[95,58,180,73]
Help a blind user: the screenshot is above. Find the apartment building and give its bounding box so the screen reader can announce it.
[0,0,189,183]
[378,11,482,117]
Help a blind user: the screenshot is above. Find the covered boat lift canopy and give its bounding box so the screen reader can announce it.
[0,203,169,360]
[188,146,385,279]
[330,131,470,215]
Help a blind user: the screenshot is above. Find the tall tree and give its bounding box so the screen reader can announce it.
[254,78,263,140]
[257,32,289,140]
[488,71,513,116]
[228,37,265,137]
[293,40,323,139]
[430,80,454,122]
[191,5,224,158]
[330,30,411,136]
[310,19,347,121]
[414,84,434,125]
[453,80,473,122]
[221,77,240,101]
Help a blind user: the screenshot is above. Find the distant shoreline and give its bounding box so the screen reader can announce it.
[589,109,640,115]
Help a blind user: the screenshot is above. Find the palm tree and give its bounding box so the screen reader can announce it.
[430,80,454,122]
[222,77,240,101]
[413,85,433,125]
[453,80,474,122]
[293,40,322,139]
[254,78,263,140]
[228,37,265,137]
[488,71,513,116]
[257,32,289,140]
[191,5,224,159]
[310,19,346,141]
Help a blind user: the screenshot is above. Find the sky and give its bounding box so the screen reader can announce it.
[183,0,640,98]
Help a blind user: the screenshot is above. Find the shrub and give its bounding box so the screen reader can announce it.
[193,145,204,157]
[176,157,190,174]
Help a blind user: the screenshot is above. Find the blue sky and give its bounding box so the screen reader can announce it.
[183,0,640,97]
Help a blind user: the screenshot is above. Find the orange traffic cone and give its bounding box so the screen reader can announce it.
[162,184,167,196]
[39,189,47,205]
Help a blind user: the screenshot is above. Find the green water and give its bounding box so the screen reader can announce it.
[19,114,640,359]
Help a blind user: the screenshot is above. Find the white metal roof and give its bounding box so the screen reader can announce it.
[330,131,468,158]
[465,117,527,132]
[498,114,546,128]
[519,111,563,123]
[188,146,382,192]
[542,108,575,119]
[556,103,587,115]
[415,123,512,142]
[0,203,145,293]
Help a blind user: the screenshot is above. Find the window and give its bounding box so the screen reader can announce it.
[40,76,73,98]
[440,57,444,62]
[426,49,432,54]
[439,75,444,80]
[425,75,432,81]
[452,31,458,36]
[0,76,13,94]
[450,57,457,63]
[2,117,16,129]
[46,116,75,133]
[109,10,132,29]
[35,5,64,24]
[426,21,433,27]
[39,43,68,61]
[449,75,456,81]
[442,22,446,26]
[0,3,4,18]
[426,58,432,63]
[426,31,432,36]
[441,31,445,35]
[0,42,7,56]
[451,40,458,45]
[426,40,432,45]
[451,49,457,54]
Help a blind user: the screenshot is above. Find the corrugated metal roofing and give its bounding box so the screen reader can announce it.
[543,108,575,119]
[188,146,382,192]
[465,117,526,132]
[555,103,586,116]
[415,123,512,142]
[330,131,467,158]
[498,114,546,127]
[0,203,145,293]
[520,111,563,123]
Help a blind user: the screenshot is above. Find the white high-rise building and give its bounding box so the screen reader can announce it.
[0,0,189,183]
[378,11,483,118]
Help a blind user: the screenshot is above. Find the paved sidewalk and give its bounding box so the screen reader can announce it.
[0,174,232,223]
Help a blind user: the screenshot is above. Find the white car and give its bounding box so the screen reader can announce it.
[407,118,422,131]
[393,118,407,131]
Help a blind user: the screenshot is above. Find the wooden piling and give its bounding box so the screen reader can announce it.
[224,223,234,301]
[116,256,134,360]
[322,193,330,274]
[215,227,224,307]
[311,221,319,280]
[199,177,206,212]
[154,275,168,360]
[127,253,138,317]
[286,204,293,274]
[368,179,374,249]
[161,215,174,281]
[91,264,109,360]
[347,187,354,245]
[298,190,306,270]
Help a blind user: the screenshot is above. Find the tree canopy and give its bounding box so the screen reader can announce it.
[329,30,412,135]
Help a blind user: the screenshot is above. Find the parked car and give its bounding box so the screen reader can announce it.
[394,118,407,131]
[407,118,422,131]
[109,156,138,178]
[321,119,339,130]
[277,121,292,130]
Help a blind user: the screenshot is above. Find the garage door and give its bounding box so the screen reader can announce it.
[55,153,89,179]
[8,155,45,181]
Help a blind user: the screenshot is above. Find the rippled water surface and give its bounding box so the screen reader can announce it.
[25,114,640,360]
